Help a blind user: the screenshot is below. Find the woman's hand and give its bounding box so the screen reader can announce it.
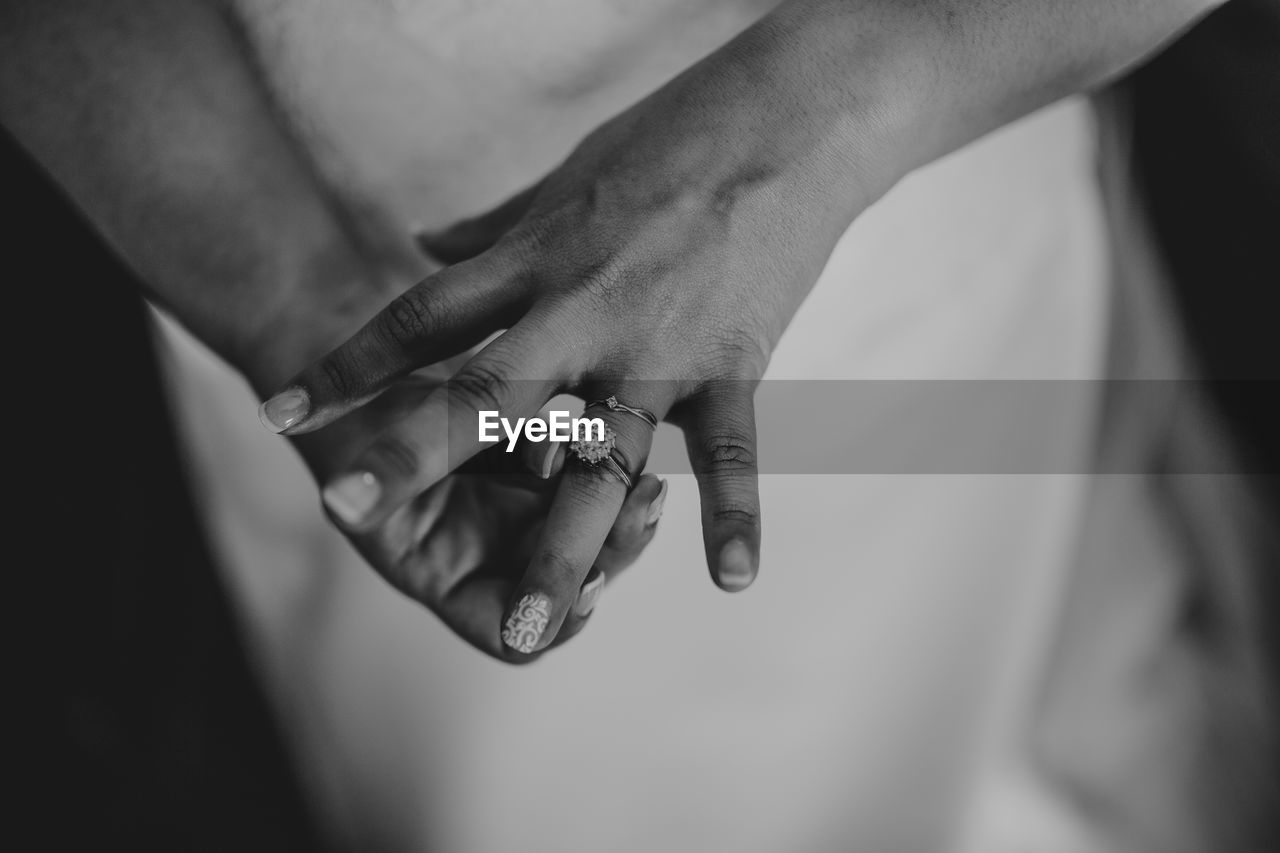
[11,0,1220,661]
[257,8,901,656]
[258,0,1220,657]
[293,363,669,662]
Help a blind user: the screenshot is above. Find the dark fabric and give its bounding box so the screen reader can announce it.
[1130,0,1280,452]
[1131,0,1280,630]
[1128,0,1280,844]
[5,128,326,851]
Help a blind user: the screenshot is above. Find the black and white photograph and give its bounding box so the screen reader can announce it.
[8,0,1278,850]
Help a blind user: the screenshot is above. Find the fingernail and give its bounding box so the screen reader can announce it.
[646,479,669,526]
[502,592,551,653]
[540,442,563,479]
[717,539,755,591]
[572,569,605,618]
[322,471,381,526]
[259,387,310,433]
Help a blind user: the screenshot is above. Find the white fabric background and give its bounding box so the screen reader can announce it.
[154,94,1117,852]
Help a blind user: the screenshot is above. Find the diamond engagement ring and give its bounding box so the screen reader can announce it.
[585,395,659,430]
[569,423,634,490]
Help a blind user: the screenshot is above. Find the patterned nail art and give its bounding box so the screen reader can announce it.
[502,593,551,653]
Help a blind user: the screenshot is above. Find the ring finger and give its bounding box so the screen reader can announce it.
[498,386,669,657]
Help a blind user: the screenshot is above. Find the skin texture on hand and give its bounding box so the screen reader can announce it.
[295,366,669,661]
[263,0,1226,654]
[2,0,1226,661]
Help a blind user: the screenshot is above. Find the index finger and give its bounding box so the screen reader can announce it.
[258,254,527,435]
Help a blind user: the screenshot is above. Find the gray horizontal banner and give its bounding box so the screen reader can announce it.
[441,379,1280,475]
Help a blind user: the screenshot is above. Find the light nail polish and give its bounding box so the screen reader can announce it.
[322,471,381,526]
[502,592,551,653]
[717,539,754,591]
[572,570,605,618]
[646,479,669,526]
[540,442,562,479]
[258,387,310,433]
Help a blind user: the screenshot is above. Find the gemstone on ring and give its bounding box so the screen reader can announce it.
[570,424,617,465]
[585,395,658,429]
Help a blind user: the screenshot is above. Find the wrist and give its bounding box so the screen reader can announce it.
[692,0,942,222]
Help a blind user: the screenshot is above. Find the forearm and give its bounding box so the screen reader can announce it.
[836,0,1222,166]
[0,0,396,392]
[699,0,1226,215]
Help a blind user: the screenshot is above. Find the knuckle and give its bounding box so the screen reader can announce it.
[700,330,769,379]
[381,288,438,350]
[696,433,758,473]
[711,503,761,528]
[510,219,553,257]
[363,434,422,480]
[448,362,510,413]
[533,549,582,588]
[318,352,357,399]
[578,254,628,301]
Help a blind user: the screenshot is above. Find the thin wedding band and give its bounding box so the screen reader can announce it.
[595,452,634,490]
[569,423,637,490]
[586,395,659,429]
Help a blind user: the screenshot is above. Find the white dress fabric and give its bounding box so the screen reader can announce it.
[154,93,1134,851]
[147,5,1228,849]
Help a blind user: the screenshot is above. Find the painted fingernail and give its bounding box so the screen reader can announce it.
[572,569,605,618]
[322,471,381,526]
[502,592,551,653]
[258,387,310,433]
[540,442,564,479]
[646,479,669,526]
[717,539,754,591]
